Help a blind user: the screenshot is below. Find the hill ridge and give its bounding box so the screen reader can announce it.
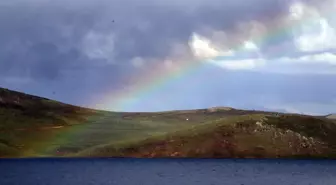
[1,86,336,159]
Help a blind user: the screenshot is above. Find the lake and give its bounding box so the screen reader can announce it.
[1,158,336,185]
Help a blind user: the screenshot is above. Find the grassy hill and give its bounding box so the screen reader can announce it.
[1,87,336,158]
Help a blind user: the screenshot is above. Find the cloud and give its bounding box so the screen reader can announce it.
[186,28,336,73]
[81,31,115,63]
[178,1,336,73]
[294,18,336,52]
[1,0,336,114]
[210,58,265,70]
[243,41,259,51]
[189,33,234,60]
[280,52,336,65]
[289,1,306,20]
[288,1,336,52]
[131,57,146,68]
[0,0,301,82]
[206,51,336,74]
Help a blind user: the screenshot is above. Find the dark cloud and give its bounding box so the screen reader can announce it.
[0,0,299,81]
[1,0,335,114]
[0,4,96,80]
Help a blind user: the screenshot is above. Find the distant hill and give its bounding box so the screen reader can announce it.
[1,87,336,159]
[326,114,336,120]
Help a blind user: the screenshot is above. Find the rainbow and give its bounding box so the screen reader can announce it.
[91,6,324,112]
[16,3,331,157]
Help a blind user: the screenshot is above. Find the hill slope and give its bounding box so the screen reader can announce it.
[0,88,102,130]
[326,114,336,120]
[1,87,336,158]
[75,114,336,158]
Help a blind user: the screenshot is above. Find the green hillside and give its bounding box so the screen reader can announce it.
[1,87,336,158]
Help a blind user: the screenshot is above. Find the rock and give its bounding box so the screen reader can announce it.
[255,121,263,126]
[207,107,233,112]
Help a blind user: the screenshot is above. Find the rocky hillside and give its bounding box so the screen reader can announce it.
[1,87,336,159]
[77,114,336,159]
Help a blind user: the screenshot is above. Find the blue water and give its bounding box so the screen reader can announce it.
[1,159,336,185]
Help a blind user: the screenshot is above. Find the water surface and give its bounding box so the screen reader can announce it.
[1,158,335,185]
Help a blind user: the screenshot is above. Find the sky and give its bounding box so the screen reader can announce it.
[0,0,336,115]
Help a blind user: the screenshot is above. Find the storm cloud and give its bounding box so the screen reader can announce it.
[1,0,336,114]
[0,0,294,79]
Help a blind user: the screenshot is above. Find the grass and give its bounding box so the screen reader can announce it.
[1,87,336,158]
[73,114,335,158]
[72,115,260,157]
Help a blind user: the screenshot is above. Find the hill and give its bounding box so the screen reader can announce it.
[326,114,336,120]
[1,87,336,158]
